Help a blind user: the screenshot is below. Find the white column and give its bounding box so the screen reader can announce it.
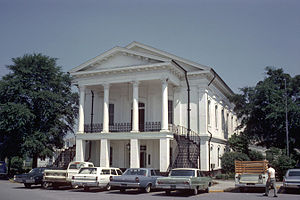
[159,138,170,172]
[102,83,110,133]
[130,139,140,168]
[131,81,139,132]
[161,79,169,131]
[199,88,208,134]
[78,86,86,133]
[75,139,85,161]
[200,138,209,171]
[100,139,110,167]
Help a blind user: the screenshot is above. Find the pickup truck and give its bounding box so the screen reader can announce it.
[71,167,123,191]
[235,160,268,192]
[155,168,212,195]
[43,161,94,189]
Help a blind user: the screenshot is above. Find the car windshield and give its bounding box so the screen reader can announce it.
[69,163,85,170]
[79,168,97,174]
[29,168,40,173]
[124,169,147,176]
[170,170,195,177]
[288,171,300,176]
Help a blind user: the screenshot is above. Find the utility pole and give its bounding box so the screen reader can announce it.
[284,78,289,157]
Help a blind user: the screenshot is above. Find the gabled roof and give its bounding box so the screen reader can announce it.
[69,46,170,73]
[126,41,211,71]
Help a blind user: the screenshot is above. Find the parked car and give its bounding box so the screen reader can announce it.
[71,167,123,191]
[156,168,211,195]
[110,168,162,193]
[43,161,94,189]
[14,167,47,188]
[283,169,300,191]
[0,161,7,179]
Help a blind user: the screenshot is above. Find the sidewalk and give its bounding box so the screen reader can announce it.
[209,179,283,193]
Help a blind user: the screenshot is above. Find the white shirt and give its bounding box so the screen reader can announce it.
[267,167,276,179]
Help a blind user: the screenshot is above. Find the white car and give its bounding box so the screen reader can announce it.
[283,169,300,191]
[71,167,122,191]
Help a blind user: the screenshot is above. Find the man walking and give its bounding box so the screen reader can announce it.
[264,164,278,197]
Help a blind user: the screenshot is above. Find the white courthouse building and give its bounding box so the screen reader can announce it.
[69,42,238,172]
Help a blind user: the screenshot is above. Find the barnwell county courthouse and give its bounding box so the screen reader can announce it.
[69,42,239,172]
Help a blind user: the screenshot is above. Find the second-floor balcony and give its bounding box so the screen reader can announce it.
[84,121,162,133]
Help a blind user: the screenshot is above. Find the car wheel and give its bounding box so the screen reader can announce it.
[24,183,31,188]
[84,186,89,191]
[192,188,198,195]
[120,188,126,193]
[42,182,50,189]
[165,190,171,195]
[204,187,209,193]
[144,184,151,193]
[105,183,111,191]
[239,187,244,192]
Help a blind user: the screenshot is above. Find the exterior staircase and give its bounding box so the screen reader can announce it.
[169,125,200,169]
[53,145,76,168]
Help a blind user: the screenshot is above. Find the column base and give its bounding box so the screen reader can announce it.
[101,131,109,133]
[130,130,140,133]
[160,129,170,132]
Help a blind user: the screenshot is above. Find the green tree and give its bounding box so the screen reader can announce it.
[230,67,300,151]
[228,133,249,154]
[0,53,78,168]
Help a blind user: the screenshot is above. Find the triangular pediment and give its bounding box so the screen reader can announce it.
[70,47,169,73]
[126,41,211,72]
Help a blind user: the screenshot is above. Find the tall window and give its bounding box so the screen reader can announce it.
[217,147,220,167]
[168,100,173,124]
[215,105,218,129]
[231,116,234,133]
[110,147,113,166]
[109,104,114,125]
[207,100,211,125]
[221,109,225,131]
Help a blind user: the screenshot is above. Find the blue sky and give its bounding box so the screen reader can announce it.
[0,0,299,93]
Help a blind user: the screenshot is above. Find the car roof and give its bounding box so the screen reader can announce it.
[172,168,198,170]
[287,169,300,172]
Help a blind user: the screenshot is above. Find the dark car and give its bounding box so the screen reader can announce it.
[14,167,47,188]
[110,168,162,193]
[0,161,7,178]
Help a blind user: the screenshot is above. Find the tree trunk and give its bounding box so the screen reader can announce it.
[7,157,11,178]
[32,155,38,168]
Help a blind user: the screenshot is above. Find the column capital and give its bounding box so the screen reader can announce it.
[198,86,208,94]
[160,78,168,85]
[78,85,86,91]
[102,83,110,90]
[131,80,139,87]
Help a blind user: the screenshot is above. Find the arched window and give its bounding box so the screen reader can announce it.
[221,109,225,131]
[217,147,220,167]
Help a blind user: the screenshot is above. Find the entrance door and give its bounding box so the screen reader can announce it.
[131,102,145,132]
[139,109,145,132]
[140,145,147,168]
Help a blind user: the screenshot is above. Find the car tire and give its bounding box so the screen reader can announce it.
[192,188,198,195]
[144,184,151,193]
[24,183,31,188]
[120,188,126,193]
[42,182,50,189]
[105,183,111,191]
[165,190,171,195]
[84,186,89,191]
[204,187,209,193]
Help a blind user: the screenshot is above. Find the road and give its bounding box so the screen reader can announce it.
[1,179,299,200]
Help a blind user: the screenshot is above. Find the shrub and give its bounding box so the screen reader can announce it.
[221,152,250,174]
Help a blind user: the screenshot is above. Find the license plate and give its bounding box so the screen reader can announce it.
[171,185,176,189]
[246,183,255,185]
[26,180,34,183]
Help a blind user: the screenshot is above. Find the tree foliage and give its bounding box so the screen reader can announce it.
[228,133,249,154]
[230,67,300,151]
[0,53,78,168]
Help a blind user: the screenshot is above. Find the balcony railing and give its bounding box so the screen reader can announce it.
[84,122,161,133]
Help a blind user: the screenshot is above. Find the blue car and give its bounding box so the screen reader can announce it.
[110,168,162,193]
[0,161,7,178]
